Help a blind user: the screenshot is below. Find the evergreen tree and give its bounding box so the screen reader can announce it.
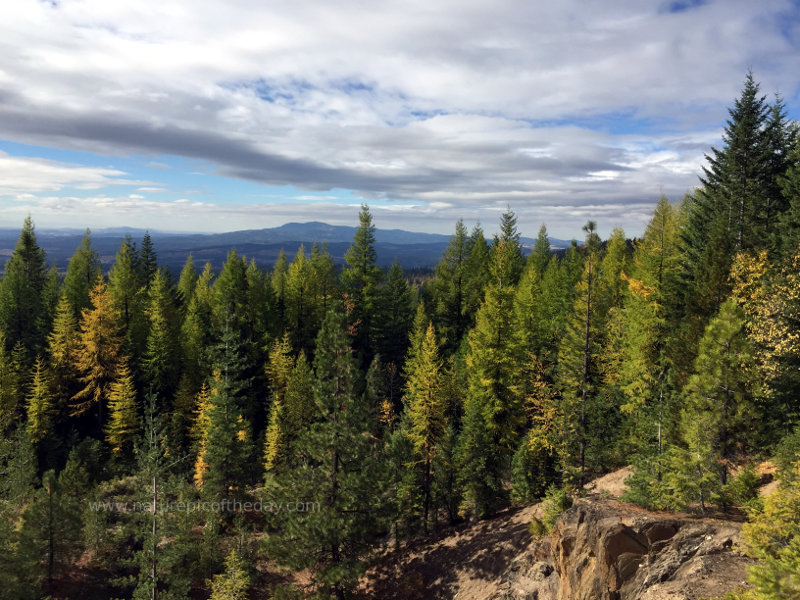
[776,141,800,260]
[0,216,48,357]
[432,219,470,354]
[341,204,383,361]
[489,208,525,289]
[63,229,101,318]
[199,324,253,499]
[555,221,601,485]
[374,260,415,368]
[529,224,552,275]
[462,224,491,332]
[265,309,381,599]
[310,242,339,325]
[271,249,289,326]
[17,467,83,588]
[671,299,759,509]
[137,231,158,287]
[126,394,192,600]
[619,197,683,458]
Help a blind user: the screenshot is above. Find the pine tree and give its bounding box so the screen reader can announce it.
[776,141,800,260]
[63,229,101,318]
[126,394,192,600]
[489,208,525,289]
[105,360,139,454]
[265,309,381,599]
[374,260,415,368]
[17,468,83,588]
[0,216,48,357]
[462,224,490,331]
[71,278,123,426]
[137,231,158,288]
[432,219,470,354]
[555,221,601,485]
[341,204,383,361]
[0,332,22,434]
[25,357,53,445]
[740,463,800,598]
[271,249,289,325]
[200,324,252,500]
[672,299,759,508]
[402,321,447,530]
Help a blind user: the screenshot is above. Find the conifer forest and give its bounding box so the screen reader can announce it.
[2,74,800,599]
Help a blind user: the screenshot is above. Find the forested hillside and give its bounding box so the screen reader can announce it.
[1,74,799,599]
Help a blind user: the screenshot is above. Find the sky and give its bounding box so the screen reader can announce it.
[0,0,798,239]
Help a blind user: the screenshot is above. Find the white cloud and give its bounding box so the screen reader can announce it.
[0,0,797,235]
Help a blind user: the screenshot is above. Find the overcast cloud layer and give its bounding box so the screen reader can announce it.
[0,0,798,237]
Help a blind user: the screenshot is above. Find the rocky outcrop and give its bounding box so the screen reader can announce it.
[498,498,755,600]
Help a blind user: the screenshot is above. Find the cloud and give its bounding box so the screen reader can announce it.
[0,151,150,195]
[0,0,798,235]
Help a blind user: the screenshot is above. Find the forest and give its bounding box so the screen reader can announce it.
[0,73,799,600]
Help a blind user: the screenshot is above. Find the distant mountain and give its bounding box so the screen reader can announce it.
[0,222,573,274]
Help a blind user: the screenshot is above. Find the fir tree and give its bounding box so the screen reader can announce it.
[0,216,48,357]
[374,260,415,368]
[432,219,470,354]
[342,204,383,361]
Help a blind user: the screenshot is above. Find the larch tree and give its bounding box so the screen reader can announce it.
[25,357,53,445]
[63,229,101,319]
[402,321,447,531]
[47,294,80,415]
[141,269,180,399]
[105,360,139,455]
[71,278,123,429]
